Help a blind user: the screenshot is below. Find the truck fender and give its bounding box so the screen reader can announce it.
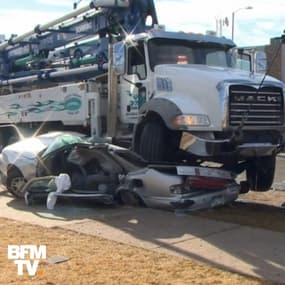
[132,98,182,152]
[139,98,182,129]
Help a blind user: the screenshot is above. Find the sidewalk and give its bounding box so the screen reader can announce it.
[62,208,285,284]
[1,189,284,284]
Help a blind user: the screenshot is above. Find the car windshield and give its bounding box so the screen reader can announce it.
[41,135,83,158]
[148,38,232,70]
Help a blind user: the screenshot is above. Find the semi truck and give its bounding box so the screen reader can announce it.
[0,0,284,193]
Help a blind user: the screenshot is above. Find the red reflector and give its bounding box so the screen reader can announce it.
[187,177,229,190]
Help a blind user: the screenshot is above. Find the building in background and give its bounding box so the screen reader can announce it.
[265,37,285,82]
[242,37,284,82]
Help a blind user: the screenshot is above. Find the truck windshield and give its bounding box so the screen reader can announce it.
[148,38,232,70]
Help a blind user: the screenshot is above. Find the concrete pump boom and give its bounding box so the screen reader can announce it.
[0,0,158,84]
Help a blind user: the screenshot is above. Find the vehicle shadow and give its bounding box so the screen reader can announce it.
[2,188,118,222]
[85,203,285,283]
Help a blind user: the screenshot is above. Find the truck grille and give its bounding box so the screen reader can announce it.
[229,85,284,126]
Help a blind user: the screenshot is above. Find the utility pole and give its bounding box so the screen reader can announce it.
[231,6,253,42]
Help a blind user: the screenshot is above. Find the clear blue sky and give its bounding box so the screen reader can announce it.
[0,0,284,46]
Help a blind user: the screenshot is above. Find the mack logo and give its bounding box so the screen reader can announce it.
[233,94,280,103]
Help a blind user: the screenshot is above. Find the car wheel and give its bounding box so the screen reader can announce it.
[246,155,276,192]
[119,190,142,207]
[7,168,27,198]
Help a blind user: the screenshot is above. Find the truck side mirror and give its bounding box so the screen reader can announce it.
[233,49,251,72]
[254,51,267,73]
[113,42,125,75]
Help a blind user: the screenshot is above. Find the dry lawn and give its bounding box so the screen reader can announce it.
[0,218,276,285]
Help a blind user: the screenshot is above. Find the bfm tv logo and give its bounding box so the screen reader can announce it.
[8,245,46,276]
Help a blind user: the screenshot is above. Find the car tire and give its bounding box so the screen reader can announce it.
[246,155,276,192]
[7,168,27,198]
[119,190,142,207]
[139,122,166,162]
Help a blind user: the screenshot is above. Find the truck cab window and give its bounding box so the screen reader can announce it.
[127,44,146,80]
[206,50,228,67]
[148,38,232,70]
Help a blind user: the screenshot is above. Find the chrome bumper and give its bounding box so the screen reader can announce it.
[180,132,281,158]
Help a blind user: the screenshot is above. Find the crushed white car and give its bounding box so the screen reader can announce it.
[23,142,240,212]
[0,131,84,197]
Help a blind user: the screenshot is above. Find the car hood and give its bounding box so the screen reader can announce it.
[2,138,47,162]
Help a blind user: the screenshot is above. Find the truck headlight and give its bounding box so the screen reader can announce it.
[173,114,210,128]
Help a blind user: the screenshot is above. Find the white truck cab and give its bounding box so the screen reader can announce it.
[112,28,285,192]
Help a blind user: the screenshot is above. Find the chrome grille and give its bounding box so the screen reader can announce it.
[229,85,284,126]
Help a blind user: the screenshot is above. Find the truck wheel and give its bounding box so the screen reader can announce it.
[7,168,27,198]
[246,155,276,192]
[139,122,166,162]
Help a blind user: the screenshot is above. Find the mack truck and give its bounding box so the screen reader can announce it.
[0,0,284,194]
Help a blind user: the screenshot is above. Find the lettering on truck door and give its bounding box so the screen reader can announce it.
[119,42,150,124]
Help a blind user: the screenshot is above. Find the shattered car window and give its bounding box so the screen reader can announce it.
[42,135,83,158]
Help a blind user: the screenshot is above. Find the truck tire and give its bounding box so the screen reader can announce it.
[246,155,276,192]
[139,122,166,162]
[7,168,27,198]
